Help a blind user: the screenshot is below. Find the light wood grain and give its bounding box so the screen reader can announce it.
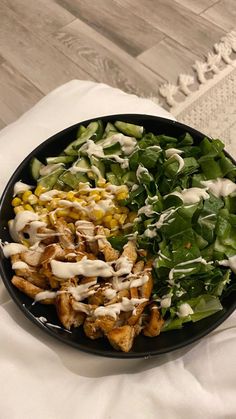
[0,60,43,124]
[138,38,199,83]
[202,0,236,31]
[54,0,164,56]
[173,0,219,14]
[0,0,235,126]
[118,0,225,56]
[51,18,165,97]
[2,0,75,34]
[0,4,91,94]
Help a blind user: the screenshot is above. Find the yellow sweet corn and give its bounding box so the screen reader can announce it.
[11,197,22,207]
[116,191,128,201]
[49,211,57,225]
[69,211,80,220]
[66,191,75,201]
[56,209,70,218]
[118,214,127,225]
[109,219,118,229]
[22,190,32,203]
[24,204,34,212]
[68,223,75,234]
[90,208,105,220]
[128,212,137,223]
[21,239,30,247]
[14,205,24,214]
[34,185,47,197]
[27,194,38,205]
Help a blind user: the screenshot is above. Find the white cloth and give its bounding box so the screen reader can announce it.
[0,80,235,419]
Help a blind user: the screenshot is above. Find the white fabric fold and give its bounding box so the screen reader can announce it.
[0,80,235,419]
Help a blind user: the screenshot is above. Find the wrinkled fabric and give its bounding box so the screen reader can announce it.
[0,80,235,419]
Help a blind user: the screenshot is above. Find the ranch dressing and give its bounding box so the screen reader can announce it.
[2,243,28,257]
[94,297,148,319]
[51,257,114,279]
[202,178,236,197]
[169,187,209,204]
[177,303,194,318]
[13,181,32,196]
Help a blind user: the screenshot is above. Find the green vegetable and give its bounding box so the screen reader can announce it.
[114,121,144,138]
[30,157,43,181]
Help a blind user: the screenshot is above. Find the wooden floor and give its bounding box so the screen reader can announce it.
[0,0,234,128]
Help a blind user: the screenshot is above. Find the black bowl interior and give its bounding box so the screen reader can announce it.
[0,114,236,358]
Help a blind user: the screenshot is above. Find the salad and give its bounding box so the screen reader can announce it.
[1,118,236,351]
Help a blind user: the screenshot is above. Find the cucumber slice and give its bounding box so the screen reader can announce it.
[90,156,105,179]
[30,157,43,181]
[103,142,121,155]
[76,125,86,137]
[38,168,65,189]
[103,122,118,138]
[110,163,125,181]
[106,172,120,185]
[114,121,144,139]
[64,120,104,156]
[46,156,76,165]
[59,157,90,189]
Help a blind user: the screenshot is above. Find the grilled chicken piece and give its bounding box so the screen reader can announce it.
[55,279,85,329]
[76,220,98,254]
[21,249,42,267]
[83,317,103,339]
[122,240,137,265]
[11,275,54,304]
[143,305,164,337]
[96,226,119,261]
[55,217,75,249]
[106,325,135,352]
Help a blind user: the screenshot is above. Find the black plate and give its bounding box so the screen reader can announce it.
[0,114,236,358]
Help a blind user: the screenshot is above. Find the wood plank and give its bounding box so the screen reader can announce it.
[2,0,75,34]
[138,37,199,83]
[0,115,6,130]
[51,18,165,97]
[202,0,236,31]
[0,60,43,124]
[173,0,219,14]
[118,0,225,56]
[0,3,91,95]
[54,0,164,56]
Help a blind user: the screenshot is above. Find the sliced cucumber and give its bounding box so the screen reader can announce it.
[64,120,104,156]
[30,157,43,181]
[103,122,118,138]
[38,167,65,189]
[90,156,105,179]
[76,125,86,138]
[103,142,121,156]
[106,172,120,185]
[59,157,90,189]
[110,163,125,181]
[114,121,144,139]
[46,156,76,165]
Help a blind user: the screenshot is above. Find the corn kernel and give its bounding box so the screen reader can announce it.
[97,179,106,187]
[56,209,70,218]
[38,199,46,206]
[49,212,57,225]
[34,185,47,197]
[119,214,127,225]
[80,212,89,220]
[116,192,128,201]
[14,205,24,214]
[88,193,100,202]
[68,223,75,234]
[90,208,105,220]
[11,197,22,207]
[114,213,121,221]
[74,198,85,204]
[69,211,80,220]
[27,194,38,205]
[104,228,110,237]
[22,190,32,203]
[24,204,34,212]
[104,215,112,223]
[109,219,118,229]
[66,191,75,201]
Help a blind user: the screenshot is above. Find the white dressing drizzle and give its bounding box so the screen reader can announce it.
[168,188,209,204]
[165,148,184,158]
[51,257,114,279]
[39,190,62,201]
[219,255,236,273]
[68,280,98,301]
[2,243,28,257]
[177,303,194,318]
[12,261,29,270]
[39,163,63,176]
[201,178,236,197]
[13,181,32,196]
[94,297,148,319]
[35,290,57,302]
